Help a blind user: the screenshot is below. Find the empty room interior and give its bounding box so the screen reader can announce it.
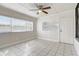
[0,3,79,56]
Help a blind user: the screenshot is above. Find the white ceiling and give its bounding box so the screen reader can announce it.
[0,3,77,18]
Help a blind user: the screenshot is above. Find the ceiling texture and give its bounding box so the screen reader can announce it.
[0,3,77,18]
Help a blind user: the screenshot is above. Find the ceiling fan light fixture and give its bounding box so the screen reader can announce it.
[30,4,51,15]
[38,10,42,13]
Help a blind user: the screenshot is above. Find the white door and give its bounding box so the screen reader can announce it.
[59,18,74,44]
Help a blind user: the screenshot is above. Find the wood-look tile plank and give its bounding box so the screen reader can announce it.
[63,44,73,56]
[56,43,65,56]
[0,39,77,56]
[47,43,59,56]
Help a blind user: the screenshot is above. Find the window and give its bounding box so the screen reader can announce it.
[12,18,26,32]
[0,16,33,33]
[26,21,33,31]
[0,16,11,33]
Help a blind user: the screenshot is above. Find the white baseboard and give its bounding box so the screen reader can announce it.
[38,37,73,45]
[38,37,59,43]
[0,37,36,49]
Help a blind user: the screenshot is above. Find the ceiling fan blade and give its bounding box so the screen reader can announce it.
[42,6,51,9]
[42,10,48,14]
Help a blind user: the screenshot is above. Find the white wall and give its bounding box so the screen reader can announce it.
[37,9,75,44]
[37,15,60,42]
[0,5,37,48]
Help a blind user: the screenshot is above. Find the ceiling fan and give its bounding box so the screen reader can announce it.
[30,4,51,14]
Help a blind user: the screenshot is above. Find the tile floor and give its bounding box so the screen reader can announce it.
[0,39,77,56]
